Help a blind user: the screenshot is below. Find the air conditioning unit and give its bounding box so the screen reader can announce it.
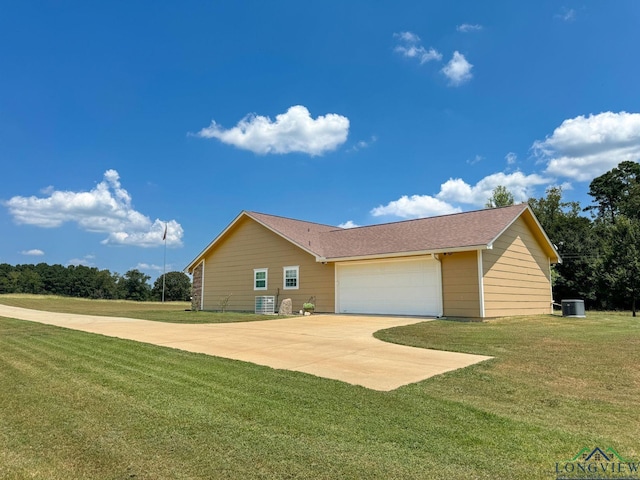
[255,296,275,314]
[561,299,585,318]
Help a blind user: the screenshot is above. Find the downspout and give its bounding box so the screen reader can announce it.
[477,249,485,318]
[549,257,553,314]
[334,263,339,314]
[432,253,444,317]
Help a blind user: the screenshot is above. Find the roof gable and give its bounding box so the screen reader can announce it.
[185,211,338,272]
[186,204,560,272]
[245,211,337,257]
[319,204,535,260]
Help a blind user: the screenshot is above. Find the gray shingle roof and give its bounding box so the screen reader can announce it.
[186,203,559,272]
[246,203,535,260]
[246,211,337,257]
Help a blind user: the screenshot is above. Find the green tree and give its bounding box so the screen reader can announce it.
[600,217,640,316]
[529,187,600,305]
[13,265,43,294]
[152,271,192,301]
[91,269,119,299]
[67,265,97,298]
[0,263,14,293]
[586,160,640,224]
[485,185,515,208]
[36,263,69,296]
[118,269,151,301]
[1,263,121,299]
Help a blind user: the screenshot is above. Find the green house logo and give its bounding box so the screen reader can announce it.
[555,447,639,479]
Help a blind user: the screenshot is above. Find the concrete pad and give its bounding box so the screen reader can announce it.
[0,305,492,391]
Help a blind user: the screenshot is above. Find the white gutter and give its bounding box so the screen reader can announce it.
[317,244,490,263]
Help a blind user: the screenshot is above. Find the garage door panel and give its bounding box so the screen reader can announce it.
[337,258,442,316]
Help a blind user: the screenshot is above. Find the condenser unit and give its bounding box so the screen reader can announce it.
[255,296,275,314]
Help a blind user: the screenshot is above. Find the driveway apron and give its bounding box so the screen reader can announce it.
[0,305,492,391]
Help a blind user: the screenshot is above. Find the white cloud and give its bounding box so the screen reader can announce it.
[534,111,640,182]
[368,113,640,222]
[338,220,360,229]
[195,105,349,156]
[370,170,550,220]
[371,195,462,219]
[441,51,473,86]
[349,135,377,152]
[559,181,573,191]
[68,255,95,267]
[21,249,44,256]
[4,170,183,248]
[101,219,183,248]
[457,24,483,33]
[136,263,165,273]
[467,154,483,165]
[393,31,442,64]
[555,8,576,22]
[437,171,550,205]
[395,31,420,43]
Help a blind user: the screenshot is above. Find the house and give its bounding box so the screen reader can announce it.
[185,203,561,319]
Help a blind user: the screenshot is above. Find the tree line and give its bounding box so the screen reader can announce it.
[3,161,639,311]
[488,161,640,315]
[0,263,192,302]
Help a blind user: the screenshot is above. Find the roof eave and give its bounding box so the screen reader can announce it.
[319,244,489,263]
[245,213,324,259]
[184,211,249,273]
[487,204,562,264]
[185,211,326,273]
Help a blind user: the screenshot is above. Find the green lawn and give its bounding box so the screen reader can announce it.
[0,298,639,479]
[0,294,278,323]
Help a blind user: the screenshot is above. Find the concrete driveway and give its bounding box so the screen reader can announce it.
[0,305,491,391]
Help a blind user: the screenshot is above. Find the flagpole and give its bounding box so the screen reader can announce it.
[162,223,167,303]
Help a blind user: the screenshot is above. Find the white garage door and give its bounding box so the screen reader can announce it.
[336,257,443,316]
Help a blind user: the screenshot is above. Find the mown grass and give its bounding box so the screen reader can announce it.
[1,301,639,479]
[0,294,278,323]
[376,314,640,451]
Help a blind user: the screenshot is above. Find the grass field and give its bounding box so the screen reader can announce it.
[0,294,277,323]
[1,296,639,479]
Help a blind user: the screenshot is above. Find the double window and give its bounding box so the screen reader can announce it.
[253,266,299,291]
[283,266,299,290]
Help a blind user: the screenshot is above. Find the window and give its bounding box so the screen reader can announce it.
[283,266,299,290]
[254,268,268,290]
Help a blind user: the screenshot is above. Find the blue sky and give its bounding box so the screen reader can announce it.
[2,1,640,279]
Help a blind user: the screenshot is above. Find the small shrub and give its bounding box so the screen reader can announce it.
[219,293,232,313]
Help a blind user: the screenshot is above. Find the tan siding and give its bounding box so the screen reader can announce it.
[201,217,335,312]
[483,217,552,317]
[441,251,481,318]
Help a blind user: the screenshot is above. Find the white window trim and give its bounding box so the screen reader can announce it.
[283,265,299,290]
[254,268,268,291]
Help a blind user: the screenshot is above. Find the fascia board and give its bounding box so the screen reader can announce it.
[486,205,561,264]
[246,214,324,259]
[523,206,562,264]
[184,211,248,272]
[319,244,488,263]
